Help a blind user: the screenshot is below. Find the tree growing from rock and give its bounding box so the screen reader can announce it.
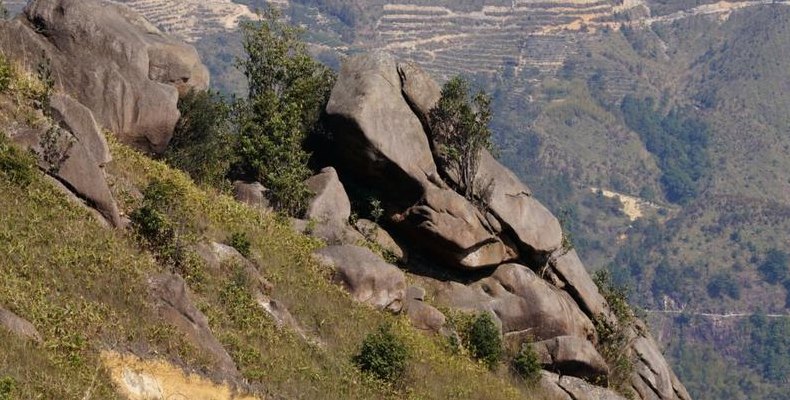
[429,76,494,202]
[234,7,335,216]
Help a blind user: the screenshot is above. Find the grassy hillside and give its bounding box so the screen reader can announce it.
[0,127,555,399]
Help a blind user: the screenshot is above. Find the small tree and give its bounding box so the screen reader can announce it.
[163,90,235,187]
[467,312,502,369]
[512,343,542,384]
[234,7,335,216]
[429,76,494,202]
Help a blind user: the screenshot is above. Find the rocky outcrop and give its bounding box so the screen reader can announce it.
[148,274,238,378]
[0,307,42,343]
[313,245,406,311]
[321,53,690,400]
[0,0,209,153]
[399,186,517,269]
[6,93,121,226]
[550,248,611,319]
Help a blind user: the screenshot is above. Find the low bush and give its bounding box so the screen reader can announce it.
[0,135,37,187]
[0,376,15,400]
[592,269,636,397]
[512,343,542,385]
[354,324,409,382]
[0,54,12,92]
[228,232,252,258]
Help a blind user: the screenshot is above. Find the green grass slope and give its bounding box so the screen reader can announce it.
[0,130,558,399]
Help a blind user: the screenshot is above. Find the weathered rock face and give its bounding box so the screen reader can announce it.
[550,248,611,319]
[5,93,121,226]
[313,245,406,311]
[354,219,407,261]
[630,334,692,400]
[437,264,595,340]
[0,0,209,153]
[305,167,351,224]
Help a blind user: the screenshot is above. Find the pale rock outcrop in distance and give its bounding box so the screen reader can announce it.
[0,0,209,154]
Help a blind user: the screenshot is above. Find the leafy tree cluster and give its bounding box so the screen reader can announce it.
[758,248,788,285]
[429,76,494,203]
[512,343,541,384]
[742,315,790,383]
[621,96,710,204]
[233,8,335,216]
[163,8,335,217]
[706,272,741,300]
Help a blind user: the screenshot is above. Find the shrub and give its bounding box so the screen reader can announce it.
[429,76,494,202]
[512,343,542,384]
[592,268,636,397]
[0,135,37,187]
[0,376,15,400]
[0,54,11,93]
[228,232,252,258]
[163,90,236,187]
[467,312,503,369]
[353,324,408,382]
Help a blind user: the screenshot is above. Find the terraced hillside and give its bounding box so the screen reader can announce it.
[111,0,258,42]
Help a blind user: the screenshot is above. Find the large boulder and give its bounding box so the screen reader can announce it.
[397,59,563,256]
[325,52,438,200]
[402,286,445,332]
[397,61,441,126]
[436,263,595,341]
[313,245,406,310]
[398,185,516,269]
[0,0,209,153]
[475,151,563,255]
[550,249,610,319]
[305,167,351,224]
